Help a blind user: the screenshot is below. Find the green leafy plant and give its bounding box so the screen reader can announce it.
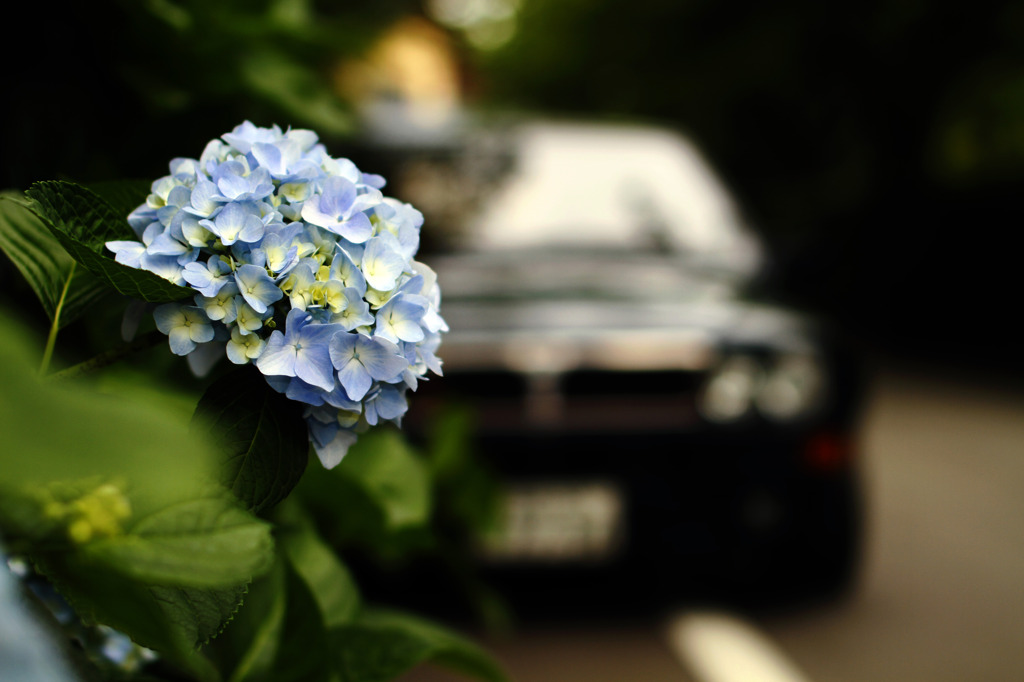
[0,163,505,680]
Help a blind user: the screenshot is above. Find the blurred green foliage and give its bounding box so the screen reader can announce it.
[0,0,420,190]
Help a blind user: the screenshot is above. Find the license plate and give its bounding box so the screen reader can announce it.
[478,481,625,562]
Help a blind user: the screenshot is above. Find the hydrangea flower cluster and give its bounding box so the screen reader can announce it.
[106,122,446,468]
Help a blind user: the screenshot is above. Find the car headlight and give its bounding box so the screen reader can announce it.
[697,355,762,423]
[698,353,827,424]
[754,353,826,422]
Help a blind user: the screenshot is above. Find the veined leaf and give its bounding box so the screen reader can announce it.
[85,179,152,219]
[150,583,251,647]
[215,557,331,682]
[34,549,239,681]
[192,368,310,514]
[25,180,192,302]
[82,496,274,587]
[0,313,266,677]
[330,609,508,682]
[0,192,108,327]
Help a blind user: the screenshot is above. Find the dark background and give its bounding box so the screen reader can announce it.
[3,0,1020,376]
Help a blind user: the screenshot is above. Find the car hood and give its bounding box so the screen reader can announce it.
[431,252,819,373]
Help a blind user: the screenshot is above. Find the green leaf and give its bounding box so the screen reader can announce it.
[330,609,508,682]
[82,496,274,587]
[24,180,193,302]
[32,550,233,682]
[0,315,215,515]
[276,500,360,628]
[337,429,432,532]
[426,404,501,537]
[151,583,252,647]
[295,428,433,554]
[0,313,266,677]
[0,192,108,327]
[214,556,331,682]
[85,179,152,218]
[193,368,310,514]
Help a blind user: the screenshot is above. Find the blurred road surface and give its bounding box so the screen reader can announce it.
[404,365,1024,681]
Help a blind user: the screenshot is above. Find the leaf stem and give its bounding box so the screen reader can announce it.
[45,330,166,383]
[39,263,75,376]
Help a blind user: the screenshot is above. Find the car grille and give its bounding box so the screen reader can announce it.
[411,368,706,433]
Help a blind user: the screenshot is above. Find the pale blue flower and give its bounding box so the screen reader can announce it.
[195,281,239,323]
[153,303,214,355]
[280,262,318,311]
[251,138,305,179]
[266,374,331,407]
[183,174,224,218]
[199,201,265,246]
[254,229,301,277]
[330,286,374,331]
[106,240,147,268]
[329,247,367,296]
[221,121,283,154]
[234,299,269,335]
[257,309,343,391]
[363,384,409,426]
[211,157,274,202]
[127,204,158,236]
[361,233,407,292]
[179,212,217,249]
[182,256,233,297]
[377,198,423,259]
[139,252,186,285]
[226,326,266,364]
[145,225,198,267]
[374,293,428,345]
[329,332,407,401]
[234,263,283,314]
[154,184,192,229]
[305,413,358,469]
[115,121,446,465]
[300,176,376,243]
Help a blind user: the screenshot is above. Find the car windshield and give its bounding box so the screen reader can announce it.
[396,120,764,280]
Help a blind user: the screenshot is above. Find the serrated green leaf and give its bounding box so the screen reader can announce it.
[32,550,228,682]
[330,609,508,682]
[82,496,274,587]
[214,556,331,682]
[0,192,109,327]
[26,179,136,246]
[151,583,252,647]
[24,180,193,302]
[193,368,310,514]
[85,179,152,218]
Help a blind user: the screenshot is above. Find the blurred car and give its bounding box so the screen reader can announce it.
[358,117,864,617]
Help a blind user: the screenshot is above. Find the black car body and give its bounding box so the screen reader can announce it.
[363,119,864,617]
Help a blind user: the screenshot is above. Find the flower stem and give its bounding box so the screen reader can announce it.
[39,263,75,376]
[45,330,165,383]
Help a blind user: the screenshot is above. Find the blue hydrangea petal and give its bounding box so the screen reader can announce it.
[234,264,283,314]
[106,240,145,268]
[255,329,297,377]
[361,233,407,292]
